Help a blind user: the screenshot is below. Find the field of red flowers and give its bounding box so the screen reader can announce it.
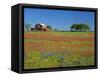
[24,32,94,69]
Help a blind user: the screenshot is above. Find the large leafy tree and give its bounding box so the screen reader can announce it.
[70,24,90,32]
[71,24,77,31]
[82,24,90,31]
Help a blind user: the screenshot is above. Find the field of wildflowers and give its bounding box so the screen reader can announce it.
[24,32,94,69]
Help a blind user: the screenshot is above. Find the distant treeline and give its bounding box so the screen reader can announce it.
[24,23,90,32]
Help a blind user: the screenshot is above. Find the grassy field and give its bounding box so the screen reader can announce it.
[24,32,95,69]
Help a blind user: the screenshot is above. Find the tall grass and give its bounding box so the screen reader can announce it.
[24,32,94,69]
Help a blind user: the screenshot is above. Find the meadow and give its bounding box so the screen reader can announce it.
[24,32,95,69]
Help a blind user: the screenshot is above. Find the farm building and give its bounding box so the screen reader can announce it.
[31,23,48,31]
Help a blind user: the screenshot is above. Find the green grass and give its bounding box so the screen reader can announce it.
[24,51,94,69]
[24,32,94,69]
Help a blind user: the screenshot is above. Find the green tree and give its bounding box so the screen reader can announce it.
[70,24,77,31]
[70,24,90,32]
[82,24,90,31]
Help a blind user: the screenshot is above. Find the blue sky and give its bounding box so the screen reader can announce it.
[24,8,95,31]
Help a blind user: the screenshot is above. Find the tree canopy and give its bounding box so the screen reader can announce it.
[70,24,90,32]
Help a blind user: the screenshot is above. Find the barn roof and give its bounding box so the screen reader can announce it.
[38,23,47,26]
